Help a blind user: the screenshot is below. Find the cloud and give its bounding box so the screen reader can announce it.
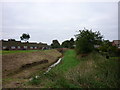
[1,2,118,44]
[1,0,119,3]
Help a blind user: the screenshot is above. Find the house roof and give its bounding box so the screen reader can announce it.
[1,40,48,47]
[113,40,120,44]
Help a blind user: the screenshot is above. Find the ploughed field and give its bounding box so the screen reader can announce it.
[2,49,62,88]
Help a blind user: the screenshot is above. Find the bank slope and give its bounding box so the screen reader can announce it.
[29,50,120,88]
[2,49,62,88]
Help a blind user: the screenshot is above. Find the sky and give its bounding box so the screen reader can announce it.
[0,1,119,45]
[118,2,120,40]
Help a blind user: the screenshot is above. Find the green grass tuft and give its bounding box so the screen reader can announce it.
[29,77,41,85]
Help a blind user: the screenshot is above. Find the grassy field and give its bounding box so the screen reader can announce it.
[28,50,120,88]
[1,50,39,55]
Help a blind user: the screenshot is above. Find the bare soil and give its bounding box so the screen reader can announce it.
[2,49,62,88]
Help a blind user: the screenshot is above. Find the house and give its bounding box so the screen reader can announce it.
[94,45,100,48]
[112,40,120,48]
[0,39,50,50]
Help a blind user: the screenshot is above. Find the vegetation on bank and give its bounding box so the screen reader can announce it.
[29,50,80,88]
[1,50,39,55]
[66,52,120,88]
[29,50,119,88]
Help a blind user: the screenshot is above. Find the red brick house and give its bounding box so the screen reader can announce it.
[0,39,50,50]
[112,40,120,48]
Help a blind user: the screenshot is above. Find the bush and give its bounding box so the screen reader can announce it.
[99,40,119,57]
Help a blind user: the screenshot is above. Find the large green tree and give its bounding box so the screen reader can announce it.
[75,28,103,54]
[20,33,30,42]
[51,40,61,48]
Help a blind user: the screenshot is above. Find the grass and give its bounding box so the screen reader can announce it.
[28,50,120,88]
[51,49,80,72]
[1,50,40,55]
[110,56,120,60]
[29,50,80,88]
[66,52,120,88]
[1,49,57,55]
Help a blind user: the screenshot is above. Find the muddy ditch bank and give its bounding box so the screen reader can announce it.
[2,49,62,78]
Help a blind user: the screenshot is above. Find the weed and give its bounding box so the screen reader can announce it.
[28,50,120,88]
[29,77,41,85]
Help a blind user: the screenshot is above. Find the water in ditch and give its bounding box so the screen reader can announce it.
[29,58,62,81]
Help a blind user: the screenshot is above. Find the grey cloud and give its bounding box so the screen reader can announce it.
[1,2,118,44]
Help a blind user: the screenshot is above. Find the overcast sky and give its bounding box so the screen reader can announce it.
[1,2,118,45]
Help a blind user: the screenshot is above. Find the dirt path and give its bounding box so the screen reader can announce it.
[2,49,62,88]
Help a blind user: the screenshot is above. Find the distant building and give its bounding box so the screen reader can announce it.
[0,39,50,50]
[112,40,120,48]
[94,45,100,48]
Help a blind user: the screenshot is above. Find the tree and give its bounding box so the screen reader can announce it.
[61,38,75,48]
[69,38,75,48]
[75,28,103,54]
[99,40,111,52]
[61,40,70,48]
[20,33,30,42]
[8,39,16,41]
[51,40,61,48]
[99,40,118,57]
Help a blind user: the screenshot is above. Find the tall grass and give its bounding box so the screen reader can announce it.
[66,52,120,88]
[29,50,120,88]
